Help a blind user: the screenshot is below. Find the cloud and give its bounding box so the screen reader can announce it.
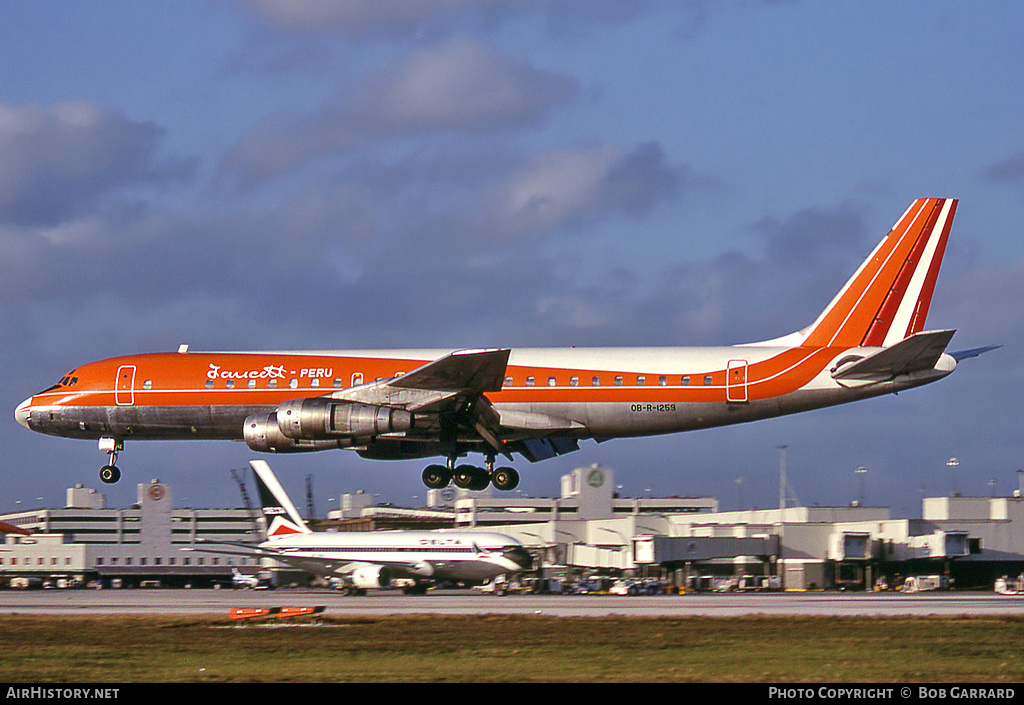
[478,142,683,240]
[984,151,1024,182]
[245,0,484,37]
[221,39,577,184]
[0,102,194,226]
[242,0,662,39]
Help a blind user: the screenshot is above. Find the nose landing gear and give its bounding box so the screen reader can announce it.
[98,437,123,484]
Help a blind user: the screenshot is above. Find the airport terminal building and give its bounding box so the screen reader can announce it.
[1,464,1022,591]
[0,480,262,587]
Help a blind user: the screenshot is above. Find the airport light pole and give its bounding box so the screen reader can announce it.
[778,445,787,512]
[947,457,959,496]
[856,466,867,505]
[775,445,787,591]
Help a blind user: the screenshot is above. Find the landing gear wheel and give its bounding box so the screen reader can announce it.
[491,466,520,491]
[422,464,451,489]
[99,465,121,484]
[453,465,490,491]
[468,467,491,491]
[452,465,477,489]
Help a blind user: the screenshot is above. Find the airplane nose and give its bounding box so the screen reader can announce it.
[15,398,32,429]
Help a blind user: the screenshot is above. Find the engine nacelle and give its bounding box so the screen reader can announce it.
[351,565,391,590]
[243,413,349,453]
[276,398,414,441]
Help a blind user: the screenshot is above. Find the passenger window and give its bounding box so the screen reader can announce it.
[592,376,601,386]
[334,378,343,388]
[570,376,579,387]
[247,379,256,389]
[659,376,667,386]
[704,375,713,386]
[548,377,557,387]
[636,376,645,386]
[504,376,513,387]
[205,380,214,390]
[226,380,235,389]
[143,380,152,390]
[289,379,298,389]
[268,379,277,389]
[310,379,320,388]
[614,376,623,386]
[681,376,690,386]
[526,376,535,387]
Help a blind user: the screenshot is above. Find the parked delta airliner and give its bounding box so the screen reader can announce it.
[194,460,531,592]
[17,199,982,492]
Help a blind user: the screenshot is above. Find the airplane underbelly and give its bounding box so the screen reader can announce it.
[524,399,785,438]
[432,560,506,582]
[26,404,269,440]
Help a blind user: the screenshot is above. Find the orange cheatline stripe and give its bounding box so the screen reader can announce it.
[39,344,845,409]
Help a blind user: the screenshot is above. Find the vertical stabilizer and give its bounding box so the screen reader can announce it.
[250,460,312,538]
[800,198,957,349]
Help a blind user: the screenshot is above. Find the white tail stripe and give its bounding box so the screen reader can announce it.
[882,199,954,347]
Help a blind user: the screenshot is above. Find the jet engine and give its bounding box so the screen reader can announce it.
[275,398,414,441]
[351,565,392,590]
[243,413,348,453]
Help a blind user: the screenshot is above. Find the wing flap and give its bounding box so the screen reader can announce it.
[515,437,581,463]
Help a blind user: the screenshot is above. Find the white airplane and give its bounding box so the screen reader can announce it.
[17,198,988,492]
[230,568,267,589]
[200,460,532,593]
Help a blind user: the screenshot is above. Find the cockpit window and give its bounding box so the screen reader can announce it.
[39,371,79,394]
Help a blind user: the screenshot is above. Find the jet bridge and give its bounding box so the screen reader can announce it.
[638,535,779,564]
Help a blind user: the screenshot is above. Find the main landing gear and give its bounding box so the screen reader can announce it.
[98,437,123,484]
[422,456,520,492]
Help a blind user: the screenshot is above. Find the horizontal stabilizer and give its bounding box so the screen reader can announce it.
[831,329,955,381]
[951,344,1002,362]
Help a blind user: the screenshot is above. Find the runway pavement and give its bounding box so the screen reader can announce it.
[1,588,1022,617]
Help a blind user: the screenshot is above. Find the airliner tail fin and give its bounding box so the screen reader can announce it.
[250,460,312,538]
[800,198,957,349]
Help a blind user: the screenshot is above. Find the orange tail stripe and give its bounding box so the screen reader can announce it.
[861,199,944,346]
[803,198,935,348]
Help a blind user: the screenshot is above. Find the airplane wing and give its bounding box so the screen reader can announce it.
[388,348,510,393]
[831,329,956,382]
[325,348,509,413]
[306,348,585,461]
[183,542,432,579]
[321,348,514,456]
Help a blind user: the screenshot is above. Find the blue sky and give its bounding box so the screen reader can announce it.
[2,1,1023,516]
